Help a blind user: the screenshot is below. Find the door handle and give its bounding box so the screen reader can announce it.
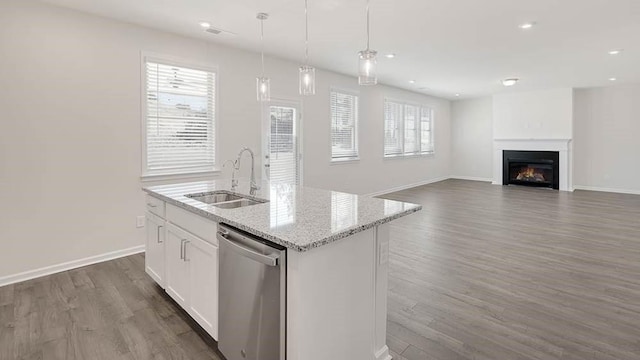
[217,234,279,266]
[183,240,190,262]
[157,225,163,243]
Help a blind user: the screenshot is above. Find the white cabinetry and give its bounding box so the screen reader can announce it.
[187,234,219,339]
[144,200,219,340]
[144,211,165,287]
[165,224,191,308]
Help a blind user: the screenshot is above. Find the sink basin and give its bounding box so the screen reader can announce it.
[185,190,267,209]
[185,191,243,204]
[213,199,265,209]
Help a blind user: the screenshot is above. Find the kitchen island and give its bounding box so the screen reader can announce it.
[143,179,421,360]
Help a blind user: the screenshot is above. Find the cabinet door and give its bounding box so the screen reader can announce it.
[186,236,219,340]
[165,224,190,308]
[145,212,165,287]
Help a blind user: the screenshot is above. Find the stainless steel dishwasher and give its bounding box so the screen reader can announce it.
[217,224,286,360]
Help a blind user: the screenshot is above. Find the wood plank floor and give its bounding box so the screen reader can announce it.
[382,180,640,360]
[1,179,639,359]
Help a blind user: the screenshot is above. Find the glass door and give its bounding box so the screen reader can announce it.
[263,100,302,185]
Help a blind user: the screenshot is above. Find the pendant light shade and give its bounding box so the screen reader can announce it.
[299,65,316,95]
[256,12,270,102]
[358,0,377,86]
[358,49,377,85]
[256,76,271,101]
[299,0,316,95]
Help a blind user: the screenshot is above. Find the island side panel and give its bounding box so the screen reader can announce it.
[374,223,392,360]
[287,228,377,360]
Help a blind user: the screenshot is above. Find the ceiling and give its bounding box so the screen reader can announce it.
[40,0,640,99]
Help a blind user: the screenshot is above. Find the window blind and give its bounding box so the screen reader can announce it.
[269,106,299,185]
[145,60,216,175]
[420,107,434,153]
[384,99,434,157]
[384,100,404,156]
[330,91,359,160]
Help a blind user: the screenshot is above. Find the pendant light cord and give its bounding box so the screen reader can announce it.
[366,0,370,50]
[260,17,265,76]
[304,0,309,65]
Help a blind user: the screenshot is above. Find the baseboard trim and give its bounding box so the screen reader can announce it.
[374,345,392,360]
[450,175,493,182]
[0,245,145,287]
[573,185,640,196]
[366,176,450,197]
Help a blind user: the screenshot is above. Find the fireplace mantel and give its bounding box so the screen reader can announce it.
[493,139,573,191]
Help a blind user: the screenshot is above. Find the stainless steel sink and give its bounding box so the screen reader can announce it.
[186,191,243,204]
[213,199,264,209]
[185,191,267,209]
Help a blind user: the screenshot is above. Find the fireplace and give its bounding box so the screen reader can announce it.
[503,150,560,190]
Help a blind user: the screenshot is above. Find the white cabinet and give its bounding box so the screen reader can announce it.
[187,234,219,339]
[165,224,191,308]
[145,211,165,287]
[165,223,219,339]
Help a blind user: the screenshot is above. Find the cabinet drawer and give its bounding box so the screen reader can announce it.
[146,195,166,218]
[166,203,217,245]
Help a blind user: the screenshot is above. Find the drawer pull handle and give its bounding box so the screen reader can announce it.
[147,203,157,208]
[157,225,163,243]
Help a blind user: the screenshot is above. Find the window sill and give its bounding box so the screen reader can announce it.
[330,157,360,165]
[141,169,221,183]
[383,152,435,160]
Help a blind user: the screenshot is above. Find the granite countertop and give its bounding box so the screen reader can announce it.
[143,179,422,252]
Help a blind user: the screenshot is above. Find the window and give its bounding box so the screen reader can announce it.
[330,90,359,161]
[384,99,434,157]
[143,57,216,176]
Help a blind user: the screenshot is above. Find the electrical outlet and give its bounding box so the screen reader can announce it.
[136,215,145,228]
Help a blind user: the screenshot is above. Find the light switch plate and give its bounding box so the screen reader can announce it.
[136,215,145,228]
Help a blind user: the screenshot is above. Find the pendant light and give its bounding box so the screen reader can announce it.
[256,12,270,102]
[299,0,316,95]
[358,0,377,86]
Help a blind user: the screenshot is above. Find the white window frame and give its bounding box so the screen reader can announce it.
[330,87,360,163]
[141,52,220,181]
[383,98,435,158]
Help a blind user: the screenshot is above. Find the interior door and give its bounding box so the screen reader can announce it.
[263,101,302,185]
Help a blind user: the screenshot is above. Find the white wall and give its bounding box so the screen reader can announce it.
[450,97,493,180]
[573,85,640,193]
[0,0,451,280]
[493,88,573,139]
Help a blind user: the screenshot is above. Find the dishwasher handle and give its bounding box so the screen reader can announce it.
[217,231,280,267]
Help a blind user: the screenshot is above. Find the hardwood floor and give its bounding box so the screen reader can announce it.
[382,180,640,360]
[1,179,639,359]
[0,255,223,360]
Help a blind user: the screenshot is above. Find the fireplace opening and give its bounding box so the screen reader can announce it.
[503,151,559,190]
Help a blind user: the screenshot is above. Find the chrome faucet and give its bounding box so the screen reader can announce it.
[236,147,260,195]
[222,160,238,191]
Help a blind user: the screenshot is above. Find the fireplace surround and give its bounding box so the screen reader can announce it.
[503,150,560,190]
[493,139,572,191]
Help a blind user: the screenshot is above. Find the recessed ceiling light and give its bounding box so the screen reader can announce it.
[385,53,396,59]
[199,22,211,29]
[408,80,416,84]
[455,93,460,97]
[519,22,536,30]
[609,77,617,81]
[608,49,623,55]
[502,78,519,87]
